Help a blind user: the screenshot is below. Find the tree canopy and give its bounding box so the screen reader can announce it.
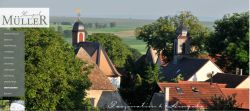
[207,12,249,73]
[14,28,92,110]
[135,11,210,61]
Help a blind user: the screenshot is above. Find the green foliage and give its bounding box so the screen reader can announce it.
[110,22,116,28]
[207,12,249,73]
[120,61,160,110]
[127,47,142,62]
[171,73,184,82]
[57,26,63,33]
[209,94,239,110]
[87,33,132,67]
[134,74,142,88]
[14,28,92,110]
[144,64,159,84]
[61,22,72,25]
[0,100,10,111]
[63,30,72,38]
[135,11,210,60]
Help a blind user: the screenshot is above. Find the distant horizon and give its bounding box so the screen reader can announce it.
[1,0,248,22]
[50,12,243,22]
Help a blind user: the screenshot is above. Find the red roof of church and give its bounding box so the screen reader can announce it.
[75,42,121,77]
[76,47,116,90]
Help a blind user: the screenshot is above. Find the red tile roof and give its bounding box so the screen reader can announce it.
[76,47,116,90]
[157,81,224,108]
[75,42,121,77]
[221,88,249,109]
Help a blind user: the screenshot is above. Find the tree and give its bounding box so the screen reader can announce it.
[63,30,72,38]
[14,28,92,110]
[61,22,72,25]
[110,22,116,28]
[120,61,160,110]
[209,94,239,110]
[171,74,184,82]
[134,74,142,88]
[207,12,249,73]
[57,26,63,34]
[87,33,131,67]
[135,11,210,61]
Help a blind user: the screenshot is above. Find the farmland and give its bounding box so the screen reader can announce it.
[50,16,214,54]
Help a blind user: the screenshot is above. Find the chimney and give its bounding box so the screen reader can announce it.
[210,71,214,85]
[236,67,239,75]
[240,69,243,76]
[164,87,170,111]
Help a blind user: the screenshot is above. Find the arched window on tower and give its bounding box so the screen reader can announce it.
[78,32,84,42]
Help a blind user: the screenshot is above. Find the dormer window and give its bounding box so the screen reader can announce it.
[191,86,199,93]
[176,87,183,94]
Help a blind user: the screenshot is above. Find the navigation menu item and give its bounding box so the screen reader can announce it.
[0,31,24,97]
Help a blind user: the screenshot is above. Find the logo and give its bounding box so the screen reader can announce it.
[0,8,49,27]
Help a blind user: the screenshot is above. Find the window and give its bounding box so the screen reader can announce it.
[191,86,199,93]
[78,32,85,42]
[176,87,183,94]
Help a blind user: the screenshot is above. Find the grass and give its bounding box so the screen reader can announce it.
[64,35,147,54]
[121,37,147,54]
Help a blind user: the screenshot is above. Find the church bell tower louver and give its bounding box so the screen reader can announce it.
[72,10,87,47]
[173,24,190,64]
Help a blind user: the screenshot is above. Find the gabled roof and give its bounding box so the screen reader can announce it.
[161,57,210,81]
[76,47,116,90]
[97,91,131,110]
[75,42,121,77]
[145,47,159,64]
[206,73,249,88]
[157,81,224,108]
[220,88,249,109]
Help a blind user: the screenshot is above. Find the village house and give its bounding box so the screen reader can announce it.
[142,25,223,82]
[150,81,249,110]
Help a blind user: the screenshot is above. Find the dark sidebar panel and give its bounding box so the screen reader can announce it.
[0,31,25,97]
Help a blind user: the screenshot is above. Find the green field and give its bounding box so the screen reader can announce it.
[51,16,214,55]
[64,36,147,54]
[51,16,152,54]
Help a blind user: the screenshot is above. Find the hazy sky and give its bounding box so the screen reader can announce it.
[0,0,248,21]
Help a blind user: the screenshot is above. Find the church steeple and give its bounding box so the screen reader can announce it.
[173,24,190,64]
[72,8,87,47]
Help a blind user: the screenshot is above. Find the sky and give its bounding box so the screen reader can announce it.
[0,0,249,21]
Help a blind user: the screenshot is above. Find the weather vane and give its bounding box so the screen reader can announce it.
[74,8,81,21]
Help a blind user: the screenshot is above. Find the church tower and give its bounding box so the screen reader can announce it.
[72,17,87,47]
[173,24,190,64]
